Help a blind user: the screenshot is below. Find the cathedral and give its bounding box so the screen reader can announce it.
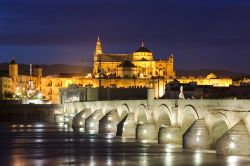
[0,37,232,103]
[92,37,175,78]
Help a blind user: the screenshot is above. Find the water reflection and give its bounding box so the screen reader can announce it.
[227,156,239,166]
[165,153,174,166]
[0,123,249,166]
[194,150,202,165]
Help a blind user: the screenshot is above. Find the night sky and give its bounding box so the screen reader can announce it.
[0,0,250,73]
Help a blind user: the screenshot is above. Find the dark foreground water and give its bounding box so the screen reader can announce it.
[0,123,249,166]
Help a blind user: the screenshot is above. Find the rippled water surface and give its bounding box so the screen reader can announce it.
[0,123,249,166]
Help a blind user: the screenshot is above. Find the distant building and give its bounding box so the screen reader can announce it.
[177,73,232,87]
[0,76,13,100]
[92,37,175,79]
[0,38,235,103]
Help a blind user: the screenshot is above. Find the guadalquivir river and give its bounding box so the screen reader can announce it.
[0,123,250,166]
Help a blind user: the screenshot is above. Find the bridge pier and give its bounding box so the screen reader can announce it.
[216,121,250,156]
[72,109,91,129]
[99,109,120,134]
[183,119,214,150]
[117,113,136,138]
[85,109,104,133]
[54,114,64,124]
[158,126,182,146]
[136,123,158,141]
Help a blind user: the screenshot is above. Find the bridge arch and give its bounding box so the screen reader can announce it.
[179,105,199,133]
[117,103,130,119]
[155,104,172,128]
[210,112,230,141]
[134,104,148,124]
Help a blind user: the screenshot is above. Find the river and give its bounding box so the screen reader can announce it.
[0,123,249,166]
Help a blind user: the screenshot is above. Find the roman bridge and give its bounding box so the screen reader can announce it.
[59,98,250,156]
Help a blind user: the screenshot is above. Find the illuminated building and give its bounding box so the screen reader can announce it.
[178,73,232,87]
[93,37,175,78]
[1,38,234,103]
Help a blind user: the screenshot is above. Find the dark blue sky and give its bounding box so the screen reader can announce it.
[0,0,250,73]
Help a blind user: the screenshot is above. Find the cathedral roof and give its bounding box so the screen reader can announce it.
[135,42,152,53]
[97,54,133,62]
[118,60,136,68]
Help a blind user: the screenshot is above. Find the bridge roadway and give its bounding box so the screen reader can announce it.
[58,98,250,156]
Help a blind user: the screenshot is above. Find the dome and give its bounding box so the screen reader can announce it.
[207,73,217,79]
[134,42,151,53]
[118,60,136,68]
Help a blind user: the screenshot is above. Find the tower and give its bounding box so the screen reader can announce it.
[9,58,18,86]
[166,54,175,77]
[93,36,103,75]
[34,64,42,90]
[94,36,103,62]
[34,64,42,78]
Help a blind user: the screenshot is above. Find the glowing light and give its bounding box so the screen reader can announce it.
[194,150,202,165]
[106,134,114,139]
[108,117,112,121]
[59,117,64,122]
[107,158,112,166]
[35,124,44,127]
[90,123,94,127]
[139,121,143,124]
[37,93,42,98]
[35,139,43,143]
[167,133,171,139]
[196,137,200,142]
[227,156,238,163]
[143,129,147,134]
[85,73,92,78]
[82,115,85,118]
[107,124,111,129]
[230,142,235,149]
[165,145,173,153]
[79,121,83,126]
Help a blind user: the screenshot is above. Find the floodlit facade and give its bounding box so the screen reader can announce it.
[92,37,175,78]
[0,38,234,103]
[178,73,232,87]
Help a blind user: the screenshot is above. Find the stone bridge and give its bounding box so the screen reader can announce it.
[59,97,250,156]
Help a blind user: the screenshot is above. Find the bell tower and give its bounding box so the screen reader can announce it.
[93,36,103,75]
[9,57,18,90]
[166,54,175,77]
[9,58,18,78]
[94,36,103,62]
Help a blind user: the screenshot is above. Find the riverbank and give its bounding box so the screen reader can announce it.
[0,104,63,123]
